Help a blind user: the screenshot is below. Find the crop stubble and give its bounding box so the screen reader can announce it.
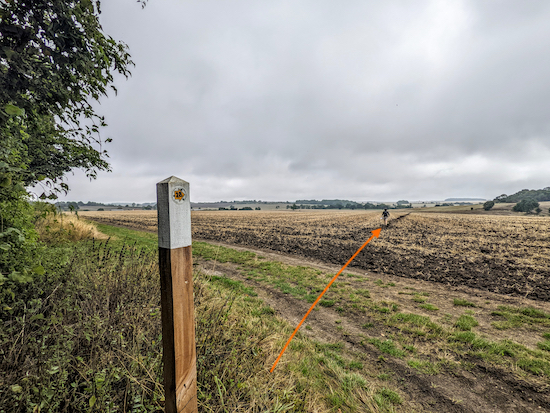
[81,210,550,301]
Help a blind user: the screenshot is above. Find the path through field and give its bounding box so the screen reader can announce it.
[195,240,550,412]
[80,210,550,412]
[81,210,550,300]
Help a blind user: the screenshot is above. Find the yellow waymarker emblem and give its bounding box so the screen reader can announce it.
[174,189,186,201]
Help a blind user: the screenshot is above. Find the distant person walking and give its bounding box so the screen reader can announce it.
[382,209,390,226]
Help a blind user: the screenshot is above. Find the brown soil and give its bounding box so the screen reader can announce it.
[185,211,550,301]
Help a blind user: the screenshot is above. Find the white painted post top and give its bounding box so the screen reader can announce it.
[157,176,192,249]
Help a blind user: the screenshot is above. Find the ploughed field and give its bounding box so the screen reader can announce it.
[80,210,550,301]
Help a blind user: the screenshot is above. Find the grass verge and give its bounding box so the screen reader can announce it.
[1,222,407,412]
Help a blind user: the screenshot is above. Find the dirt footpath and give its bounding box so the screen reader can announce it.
[198,239,550,352]
[196,240,550,413]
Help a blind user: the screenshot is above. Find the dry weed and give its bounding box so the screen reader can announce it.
[35,212,109,242]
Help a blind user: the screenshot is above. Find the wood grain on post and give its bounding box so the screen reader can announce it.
[157,176,198,413]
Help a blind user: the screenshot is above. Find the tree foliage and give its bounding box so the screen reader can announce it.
[512,199,540,213]
[483,200,495,211]
[0,0,133,279]
[293,199,395,210]
[494,188,550,203]
[1,0,133,198]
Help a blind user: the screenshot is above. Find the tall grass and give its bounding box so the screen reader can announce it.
[0,239,163,412]
[35,211,109,242]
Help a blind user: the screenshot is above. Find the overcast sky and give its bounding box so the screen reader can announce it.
[56,0,550,203]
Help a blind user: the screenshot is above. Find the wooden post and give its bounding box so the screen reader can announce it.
[157,176,198,413]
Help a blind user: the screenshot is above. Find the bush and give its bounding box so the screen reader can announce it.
[512,199,539,213]
[0,196,41,293]
[483,200,495,211]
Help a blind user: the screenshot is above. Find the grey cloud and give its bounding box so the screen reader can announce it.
[56,0,550,202]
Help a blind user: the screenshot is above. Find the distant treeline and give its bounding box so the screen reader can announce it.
[55,201,155,210]
[494,187,550,203]
[294,200,401,210]
[296,199,359,205]
[56,201,107,208]
[444,198,486,202]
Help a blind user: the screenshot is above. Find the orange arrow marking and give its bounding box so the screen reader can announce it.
[270,228,382,373]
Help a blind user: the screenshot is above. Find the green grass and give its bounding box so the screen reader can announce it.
[348,360,364,370]
[491,306,550,330]
[193,241,257,264]
[449,331,476,343]
[364,338,406,358]
[447,329,550,377]
[374,279,395,288]
[356,288,371,298]
[389,313,443,336]
[453,298,476,307]
[419,303,439,311]
[189,238,550,386]
[211,275,257,296]
[455,314,479,331]
[251,306,276,316]
[374,388,402,408]
[189,235,550,389]
[407,359,441,375]
[402,344,416,353]
[373,302,399,313]
[93,222,159,250]
[517,358,550,376]
[411,292,429,303]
